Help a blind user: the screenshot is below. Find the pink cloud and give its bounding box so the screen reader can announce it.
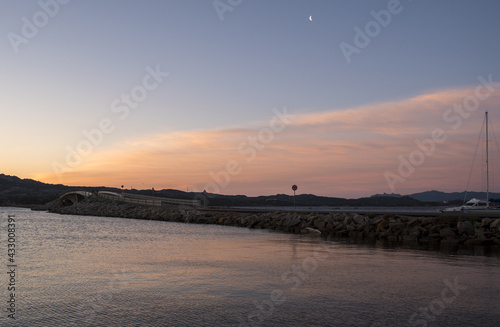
[38,85,500,198]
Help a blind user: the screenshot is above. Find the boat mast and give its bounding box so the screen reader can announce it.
[486,111,489,208]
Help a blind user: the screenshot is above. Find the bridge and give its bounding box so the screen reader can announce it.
[59,191,94,206]
[97,191,200,208]
[60,190,200,208]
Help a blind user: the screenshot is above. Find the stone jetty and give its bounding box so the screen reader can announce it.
[45,197,500,247]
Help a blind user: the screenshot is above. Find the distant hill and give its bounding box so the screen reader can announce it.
[1,173,474,207]
[0,173,431,207]
[407,190,500,202]
[0,174,124,205]
[0,174,72,205]
[370,193,403,198]
[0,174,199,206]
[371,190,500,203]
[204,193,426,207]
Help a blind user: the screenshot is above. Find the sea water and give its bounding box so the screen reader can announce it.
[0,207,499,326]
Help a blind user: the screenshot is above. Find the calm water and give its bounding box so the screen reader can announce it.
[1,207,499,327]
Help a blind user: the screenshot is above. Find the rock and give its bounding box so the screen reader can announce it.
[47,196,500,248]
[407,217,421,229]
[409,226,427,237]
[333,214,344,222]
[352,214,365,225]
[248,216,261,228]
[457,221,475,236]
[490,218,500,229]
[377,220,389,233]
[314,219,327,230]
[305,227,322,234]
[420,217,434,226]
[333,222,343,230]
[287,217,301,227]
[439,228,457,239]
[475,228,485,239]
[430,224,448,234]
[389,222,406,231]
[389,218,399,224]
[483,232,493,239]
[480,218,494,228]
[357,221,368,232]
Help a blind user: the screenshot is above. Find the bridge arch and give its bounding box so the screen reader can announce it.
[59,191,93,206]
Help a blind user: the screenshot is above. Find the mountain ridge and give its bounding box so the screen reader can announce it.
[372,190,500,202]
[1,173,497,207]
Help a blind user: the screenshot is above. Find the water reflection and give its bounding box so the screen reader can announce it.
[1,208,499,327]
[319,233,500,257]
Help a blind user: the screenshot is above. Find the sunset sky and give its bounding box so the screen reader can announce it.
[1,0,500,198]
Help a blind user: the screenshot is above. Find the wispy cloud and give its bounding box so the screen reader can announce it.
[37,86,500,197]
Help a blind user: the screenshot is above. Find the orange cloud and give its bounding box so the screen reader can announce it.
[37,85,500,198]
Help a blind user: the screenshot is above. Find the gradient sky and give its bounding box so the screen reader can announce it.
[1,0,500,198]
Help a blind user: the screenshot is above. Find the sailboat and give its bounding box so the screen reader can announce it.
[443,111,499,214]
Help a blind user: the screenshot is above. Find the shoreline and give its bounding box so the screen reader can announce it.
[36,197,500,250]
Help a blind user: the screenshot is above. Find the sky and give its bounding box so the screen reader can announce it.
[1,0,500,198]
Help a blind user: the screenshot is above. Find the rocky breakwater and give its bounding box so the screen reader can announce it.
[48,198,500,247]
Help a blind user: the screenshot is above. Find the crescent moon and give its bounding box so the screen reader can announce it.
[309,16,312,21]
